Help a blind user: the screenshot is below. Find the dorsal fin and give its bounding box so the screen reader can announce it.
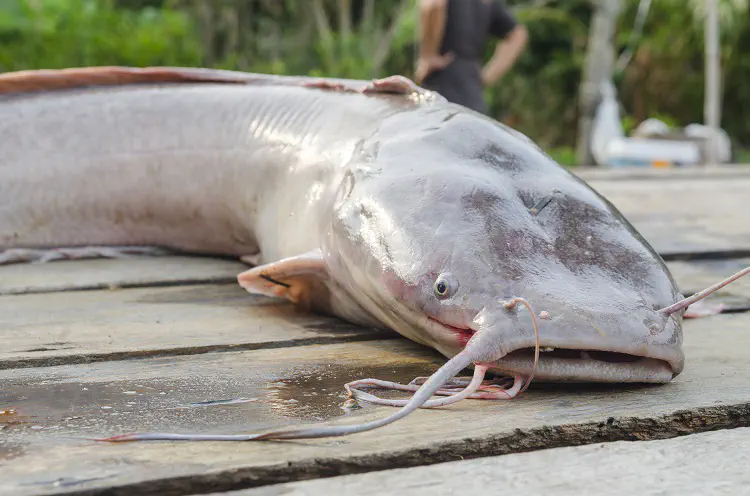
[0,66,281,95]
[0,66,445,104]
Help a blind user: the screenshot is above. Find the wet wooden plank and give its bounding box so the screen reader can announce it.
[0,256,246,295]
[584,174,750,256]
[232,428,750,496]
[1,313,749,495]
[0,284,390,370]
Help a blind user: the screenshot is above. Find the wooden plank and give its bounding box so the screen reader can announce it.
[0,256,247,295]
[230,428,750,496]
[1,313,749,495]
[584,175,750,256]
[0,284,390,370]
[668,258,750,300]
[573,164,750,181]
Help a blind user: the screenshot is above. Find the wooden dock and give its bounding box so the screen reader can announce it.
[2,166,749,495]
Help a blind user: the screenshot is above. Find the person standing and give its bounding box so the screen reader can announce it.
[415,0,528,115]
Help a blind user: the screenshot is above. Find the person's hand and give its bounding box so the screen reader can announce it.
[414,52,454,85]
[481,70,497,88]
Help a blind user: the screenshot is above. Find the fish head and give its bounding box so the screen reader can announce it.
[323,106,685,384]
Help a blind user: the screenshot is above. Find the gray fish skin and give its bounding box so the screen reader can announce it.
[0,67,684,383]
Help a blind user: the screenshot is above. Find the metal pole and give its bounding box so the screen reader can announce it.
[704,0,721,166]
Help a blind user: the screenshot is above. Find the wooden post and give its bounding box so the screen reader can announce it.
[576,0,622,167]
[704,0,721,166]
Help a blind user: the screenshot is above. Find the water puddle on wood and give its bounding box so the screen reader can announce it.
[0,438,26,461]
[264,362,438,420]
[0,359,438,443]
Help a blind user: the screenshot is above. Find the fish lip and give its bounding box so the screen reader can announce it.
[426,316,475,344]
[426,316,472,334]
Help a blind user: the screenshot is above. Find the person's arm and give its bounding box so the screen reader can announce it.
[419,0,447,61]
[415,0,453,85]
[482,25,527,86]
[481,2,528,87]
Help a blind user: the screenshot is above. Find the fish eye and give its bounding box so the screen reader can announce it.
[434,272,459,299]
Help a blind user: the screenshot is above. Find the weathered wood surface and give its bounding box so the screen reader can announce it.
[0,256,246,296]
[668,258,750,301]
[2,312,749,495]
[230,427,750,496]
[0,283,391,370]
[584,174,750,256]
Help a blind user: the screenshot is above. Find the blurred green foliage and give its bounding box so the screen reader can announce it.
[1,0,748,160]
[0,0,202,68]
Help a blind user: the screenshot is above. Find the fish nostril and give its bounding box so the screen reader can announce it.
[647,322,662,335]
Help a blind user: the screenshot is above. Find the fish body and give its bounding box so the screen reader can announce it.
[0,67,685,386]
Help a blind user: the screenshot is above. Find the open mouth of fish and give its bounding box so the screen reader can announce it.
[490,347,674,383]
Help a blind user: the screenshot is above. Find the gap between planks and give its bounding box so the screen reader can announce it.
[0,333,399,371]
[0,255,246,296]
[0,282,397,371]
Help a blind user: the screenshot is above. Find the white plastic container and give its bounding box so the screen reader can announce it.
[603,137,701,168]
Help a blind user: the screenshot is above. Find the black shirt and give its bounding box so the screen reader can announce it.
[422,0,518,114]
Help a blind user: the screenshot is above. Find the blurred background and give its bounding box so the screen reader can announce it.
[0,0,747,166]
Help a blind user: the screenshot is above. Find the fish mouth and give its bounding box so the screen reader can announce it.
[489,347,675,384]
[427,317,678,384]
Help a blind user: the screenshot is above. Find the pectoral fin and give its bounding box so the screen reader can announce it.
[237,249,330,309]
